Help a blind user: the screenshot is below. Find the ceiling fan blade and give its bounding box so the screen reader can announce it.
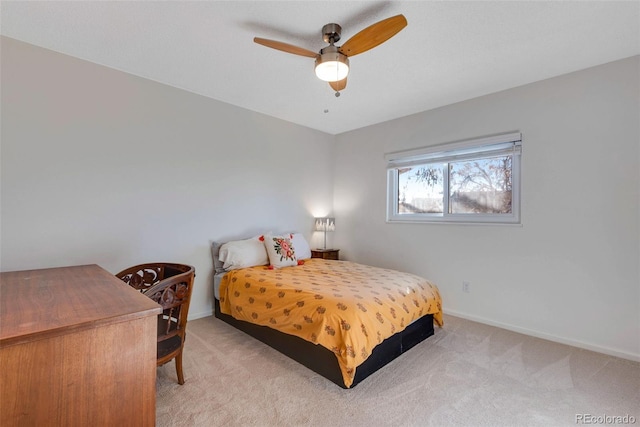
[329,78,347,92]
[339,14,407,57]
[253,37,317,58]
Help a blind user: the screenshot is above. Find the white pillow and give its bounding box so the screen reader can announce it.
[262,233,298,268]
[219,237,269,271]
[291,233,311,260]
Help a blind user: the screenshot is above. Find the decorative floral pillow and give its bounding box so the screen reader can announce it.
[261,234,298,268]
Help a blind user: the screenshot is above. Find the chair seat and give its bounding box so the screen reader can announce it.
[158,334,183,361]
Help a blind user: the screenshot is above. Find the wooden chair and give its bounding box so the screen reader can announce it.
[116,263,195,385]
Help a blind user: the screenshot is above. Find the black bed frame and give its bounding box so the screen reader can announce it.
[214,299,434,388]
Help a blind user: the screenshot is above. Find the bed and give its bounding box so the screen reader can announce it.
[211,234,442,388]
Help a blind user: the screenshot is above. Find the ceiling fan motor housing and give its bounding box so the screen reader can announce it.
[322,23,342,44]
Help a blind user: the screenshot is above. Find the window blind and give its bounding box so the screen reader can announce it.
[385,132,522,169]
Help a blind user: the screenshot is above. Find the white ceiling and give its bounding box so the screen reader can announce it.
[2,1,638,135]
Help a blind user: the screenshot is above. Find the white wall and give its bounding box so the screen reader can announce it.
[3,36,638,362]
[333,56,640,361]
[0,37,336,319]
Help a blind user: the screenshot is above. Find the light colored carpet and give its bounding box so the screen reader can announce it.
[156,314,639,426]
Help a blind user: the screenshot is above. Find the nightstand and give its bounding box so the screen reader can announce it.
[311,249,340,260]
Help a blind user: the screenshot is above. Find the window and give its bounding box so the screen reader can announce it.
[386,132,522,224]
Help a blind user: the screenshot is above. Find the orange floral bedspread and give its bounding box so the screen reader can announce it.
[219,259,443,388]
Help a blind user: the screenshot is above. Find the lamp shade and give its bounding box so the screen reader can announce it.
[315,217,335,231]
[315,217,335,250]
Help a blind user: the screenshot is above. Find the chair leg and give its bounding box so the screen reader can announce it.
[175,351,185,385]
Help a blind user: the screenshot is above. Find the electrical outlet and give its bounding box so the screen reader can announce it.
[462,281,471,293]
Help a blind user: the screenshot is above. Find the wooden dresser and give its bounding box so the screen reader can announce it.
[0,264,162,427]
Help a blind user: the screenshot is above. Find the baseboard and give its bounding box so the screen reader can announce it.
[443,308,640,363]
[188,308,213,321]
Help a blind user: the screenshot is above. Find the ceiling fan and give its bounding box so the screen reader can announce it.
[254,14,407,96]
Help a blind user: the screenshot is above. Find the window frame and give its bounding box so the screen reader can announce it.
[386,132,522,225]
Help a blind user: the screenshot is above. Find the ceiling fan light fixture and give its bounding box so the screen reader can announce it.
[255,14,408,92]
[314,51,349,82]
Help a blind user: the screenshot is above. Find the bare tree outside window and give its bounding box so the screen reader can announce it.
[398,165,443,214]
[397,156,513,215]
[449,156,512,214]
